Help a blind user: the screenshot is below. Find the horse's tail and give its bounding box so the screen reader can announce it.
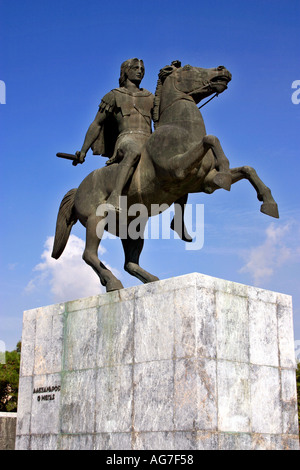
[51,188,78,259]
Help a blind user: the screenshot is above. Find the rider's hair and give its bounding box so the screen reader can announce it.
[119,58,144,87]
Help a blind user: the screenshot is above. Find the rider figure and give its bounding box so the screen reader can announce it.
[76,58,153,213]
[75,58,197,241]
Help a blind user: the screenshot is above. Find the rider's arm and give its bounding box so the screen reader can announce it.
[77,91,116,161]
[80,110,106,155]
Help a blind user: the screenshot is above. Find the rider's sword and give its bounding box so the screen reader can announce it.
[56,152,83,166]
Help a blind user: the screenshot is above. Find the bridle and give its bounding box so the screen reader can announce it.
[159,71,220,118]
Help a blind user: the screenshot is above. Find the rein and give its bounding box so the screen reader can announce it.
[159,91,219,120]
[198,92,219,109]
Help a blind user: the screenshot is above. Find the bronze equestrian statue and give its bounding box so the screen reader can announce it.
[52,59,279,292]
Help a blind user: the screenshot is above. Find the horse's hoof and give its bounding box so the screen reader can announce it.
[212,173,232,191]
[260,202,279,219]
[180,233,193,243]
[106,280,124,292]
[170,219,193,242]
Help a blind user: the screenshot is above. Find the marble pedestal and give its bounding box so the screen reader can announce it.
[0,413,17,450]
[16,273,299,450]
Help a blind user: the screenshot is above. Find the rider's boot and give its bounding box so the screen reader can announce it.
[106,192,122,213]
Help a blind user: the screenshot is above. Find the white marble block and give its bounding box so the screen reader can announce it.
[15,273,299,450]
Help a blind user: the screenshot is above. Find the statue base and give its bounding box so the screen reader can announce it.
[16,273,299,450]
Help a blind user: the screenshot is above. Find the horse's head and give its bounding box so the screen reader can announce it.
[173,63,232,103]
[153,62,232,125]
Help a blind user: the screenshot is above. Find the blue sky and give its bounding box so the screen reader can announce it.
[0,0,299,351]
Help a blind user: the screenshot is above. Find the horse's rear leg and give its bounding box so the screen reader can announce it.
[170,194,193,242]
[83,216,124,292]
[230,166,279,218]
[122,237,159,284]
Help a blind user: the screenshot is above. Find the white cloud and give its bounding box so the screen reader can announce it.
[239,221,300,285]
[25,235,121,303]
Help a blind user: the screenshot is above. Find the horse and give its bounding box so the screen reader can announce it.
[52,61,279,292]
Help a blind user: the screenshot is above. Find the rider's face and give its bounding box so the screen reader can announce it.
[127,62,145,83]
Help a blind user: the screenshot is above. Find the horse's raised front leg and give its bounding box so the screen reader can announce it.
[122,237,159,284]
[83,215,124,292]
[170,135,231,191]
[230,166,279,218]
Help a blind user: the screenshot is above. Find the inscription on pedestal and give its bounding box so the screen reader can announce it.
[33,385,61,402]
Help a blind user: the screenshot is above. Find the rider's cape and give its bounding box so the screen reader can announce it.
[91,87,153,158]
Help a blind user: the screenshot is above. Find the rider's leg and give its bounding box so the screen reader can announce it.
[106,141,141,212]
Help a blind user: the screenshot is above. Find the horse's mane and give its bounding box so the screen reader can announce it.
[153,60,181,129]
